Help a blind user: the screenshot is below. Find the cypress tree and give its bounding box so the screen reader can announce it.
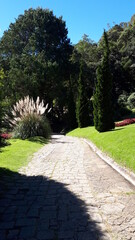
[76,62,90,128]
[93,30,115,132]
[67,76,77,130]
[0,70,4,145]
[0,99,2,145]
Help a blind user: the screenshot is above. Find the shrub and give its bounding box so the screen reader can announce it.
[9,96,48,126]
[0,133,12,139]
[13,114,51,139]
[127,92,135,109]
[6,96,51,139]
[115,118,135,127]
[118,106,132,119]
[118,93,128,108]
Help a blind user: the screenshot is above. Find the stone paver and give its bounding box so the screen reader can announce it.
[0,135,135,239]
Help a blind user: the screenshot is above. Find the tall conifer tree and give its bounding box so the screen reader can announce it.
[0,98,2,145]
[76,62,90,128]
[0,69,4,145]
[67,76,77,130]
[93,30,115,132]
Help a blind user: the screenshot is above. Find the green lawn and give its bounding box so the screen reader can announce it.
[0,137,48,172]
[67,124,135,173]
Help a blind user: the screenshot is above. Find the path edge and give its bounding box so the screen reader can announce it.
[83,138,135,187]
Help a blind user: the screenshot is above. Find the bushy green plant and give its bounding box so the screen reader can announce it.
[115,92,132,119]
[13,114,51,139]
[118,92,128,108]
[119,106,132,118]
[127,92,135,109]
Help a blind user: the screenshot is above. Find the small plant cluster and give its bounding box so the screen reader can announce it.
[115,118,135,127]
[6,96,51,140]
[0,133,12,139]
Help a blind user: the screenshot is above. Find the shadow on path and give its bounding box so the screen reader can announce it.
[0,168,106,240]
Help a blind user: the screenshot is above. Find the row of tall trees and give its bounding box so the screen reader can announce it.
[71,15,135,129]
[0,8,135,133]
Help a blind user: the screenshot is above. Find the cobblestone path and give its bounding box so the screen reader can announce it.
[0,135,135,240]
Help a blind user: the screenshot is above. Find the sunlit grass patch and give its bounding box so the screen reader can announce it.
[0,137,47,172]
[67,124,135,173]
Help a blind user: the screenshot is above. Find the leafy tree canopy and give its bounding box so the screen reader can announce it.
[0,8,72,103]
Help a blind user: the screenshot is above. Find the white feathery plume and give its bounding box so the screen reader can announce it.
[5,96,50,127]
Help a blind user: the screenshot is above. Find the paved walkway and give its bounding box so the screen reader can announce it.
[0,135,135,240]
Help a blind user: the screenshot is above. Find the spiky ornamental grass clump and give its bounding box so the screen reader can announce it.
[11,96,47,124]
[6,96,51,139]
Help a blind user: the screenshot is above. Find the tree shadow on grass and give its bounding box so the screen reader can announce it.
[0,168,107,240]
[100,128,125,133]
[112,127,125,131]
[0,140,11,150]
[28,136,49,144]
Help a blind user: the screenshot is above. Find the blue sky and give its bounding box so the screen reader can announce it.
[0,0,135,44]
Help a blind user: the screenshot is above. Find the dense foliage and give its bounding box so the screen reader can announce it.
[127,93,135,109]
[13,114,51,139]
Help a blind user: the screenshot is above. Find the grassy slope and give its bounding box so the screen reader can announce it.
[0,137,47,172]
[67,124,135,172]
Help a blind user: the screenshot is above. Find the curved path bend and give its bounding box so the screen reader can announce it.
[0,135,135,240]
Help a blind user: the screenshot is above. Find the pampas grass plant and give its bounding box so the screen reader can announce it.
[6,96,51,139]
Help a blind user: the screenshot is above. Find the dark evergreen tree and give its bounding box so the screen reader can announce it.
[0,97,2,145]
[76,62,90,128]
[93,30,115,132]
[67,76,77,130]
[0,69,4,145]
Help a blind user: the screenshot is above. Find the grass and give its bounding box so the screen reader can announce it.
[0,137,48,173]
[67,124,135,173]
